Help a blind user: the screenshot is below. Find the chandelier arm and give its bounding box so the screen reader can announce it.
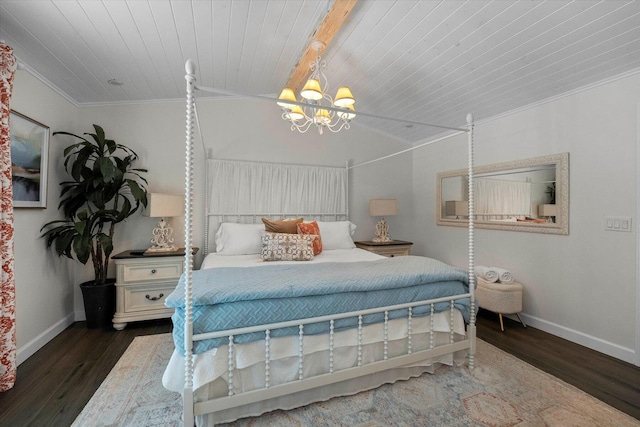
[196,85,469,133]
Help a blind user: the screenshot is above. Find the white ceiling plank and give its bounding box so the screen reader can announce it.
[3,0,109,103]
[3,0,640,142]
[211,0,232,89]
[225,1,252,91]
[76,0,148,101]
[147,0,186,96]
[266,0,329,92]
[190,0,215,91]
[424,5,640,121]
[128,0,181,99]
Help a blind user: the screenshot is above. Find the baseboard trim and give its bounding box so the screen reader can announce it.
[518,313,636,364]
[17,313,75,365]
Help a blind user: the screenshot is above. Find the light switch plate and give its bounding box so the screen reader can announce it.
[605,216,632,232]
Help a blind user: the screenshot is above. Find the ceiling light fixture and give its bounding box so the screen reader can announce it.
[277,41,355,135]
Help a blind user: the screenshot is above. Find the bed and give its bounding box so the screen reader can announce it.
[169,59,478,426]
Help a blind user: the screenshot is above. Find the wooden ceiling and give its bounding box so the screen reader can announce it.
[2,0,639,143]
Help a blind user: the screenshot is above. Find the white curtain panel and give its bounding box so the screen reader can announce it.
[207,159,347,216]
[475,178,531,220]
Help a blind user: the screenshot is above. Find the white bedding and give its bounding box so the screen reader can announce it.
[200,247,384,269]
[164,247,468,425]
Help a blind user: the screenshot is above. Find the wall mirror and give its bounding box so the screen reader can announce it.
[437,153,569,235]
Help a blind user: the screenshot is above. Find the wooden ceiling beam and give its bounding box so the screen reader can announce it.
[284,0,358,94]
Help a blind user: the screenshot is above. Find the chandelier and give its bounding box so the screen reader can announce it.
[277,41,356,134]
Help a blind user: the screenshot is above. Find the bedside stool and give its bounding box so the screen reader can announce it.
[476,277,526,331]
[354,240,413,257]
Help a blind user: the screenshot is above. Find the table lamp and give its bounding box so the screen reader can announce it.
[445,200,468,219]
[538,204,557,222]
[143,193,185,253]
[369,198,397,243]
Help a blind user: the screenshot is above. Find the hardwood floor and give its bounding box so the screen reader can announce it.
[0,319,172,427]
[0,312,639,426]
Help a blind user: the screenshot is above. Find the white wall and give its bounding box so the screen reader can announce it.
[12,87,413,360]
[14,61,640,366]
[413,72,640,363]
[10,71,78,363]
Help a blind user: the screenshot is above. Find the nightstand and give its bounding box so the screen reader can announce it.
[111,249,194,330]
[354,240,413,257]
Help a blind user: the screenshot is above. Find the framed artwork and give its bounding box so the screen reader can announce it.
[10,110,49,208]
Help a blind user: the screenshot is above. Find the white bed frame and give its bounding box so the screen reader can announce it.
[180,59,477,426]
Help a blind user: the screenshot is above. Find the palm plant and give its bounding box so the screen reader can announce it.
[40,125,148,285]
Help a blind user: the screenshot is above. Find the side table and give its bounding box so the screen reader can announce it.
[354,240,413,257]
[111,249,195,330]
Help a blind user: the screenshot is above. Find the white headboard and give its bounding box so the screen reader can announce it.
[204,158,349,255]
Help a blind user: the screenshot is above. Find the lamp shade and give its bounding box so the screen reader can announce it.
[334,87,355,107]
[445,200,468,217]
[314,109,331,125]
[369,199,398,217]
[276,88,297,107]
[286,105,305,121]
[337,104,356,120]
[300,78,323,100]
[143,193,185,218]
[538,204,557,216]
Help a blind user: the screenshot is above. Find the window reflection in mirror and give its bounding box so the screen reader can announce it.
[437,153,569,235]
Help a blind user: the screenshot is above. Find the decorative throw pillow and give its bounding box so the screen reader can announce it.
[261,232,315,261]
[316,221,356,250]
[215,223,264,255]
[297,221,322,255]
[262,217,304,234]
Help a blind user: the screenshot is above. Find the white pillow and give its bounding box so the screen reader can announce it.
[316,221,356,250]
[215,223,265,255]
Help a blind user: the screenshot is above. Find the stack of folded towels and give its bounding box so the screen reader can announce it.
[475,265,514,284]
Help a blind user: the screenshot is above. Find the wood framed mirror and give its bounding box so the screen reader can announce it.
[437,153,569,235]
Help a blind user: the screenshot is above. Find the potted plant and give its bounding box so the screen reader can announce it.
[41,125,148,328]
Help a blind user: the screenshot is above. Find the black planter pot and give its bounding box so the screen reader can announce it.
[80,280,116,329]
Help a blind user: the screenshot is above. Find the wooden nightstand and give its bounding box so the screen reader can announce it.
[111,249,193,330]
[354,240,413,257]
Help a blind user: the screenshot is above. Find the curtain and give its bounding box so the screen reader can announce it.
[475,178,531,220]
[207,159,347,216]
[0,41,17,391]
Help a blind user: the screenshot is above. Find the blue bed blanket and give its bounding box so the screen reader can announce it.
[166,256,471,356]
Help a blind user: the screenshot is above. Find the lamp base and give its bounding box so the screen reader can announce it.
[371,236,393,243]
[372,218,392,243]
[147,217,177,254]
[144,245,179,254]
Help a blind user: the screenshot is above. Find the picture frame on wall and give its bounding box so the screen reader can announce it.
[10,110,49,208]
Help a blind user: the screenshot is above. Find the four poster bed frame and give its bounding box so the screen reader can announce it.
[178,59,477,426]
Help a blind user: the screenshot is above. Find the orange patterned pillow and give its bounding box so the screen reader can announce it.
[297,221,322,255]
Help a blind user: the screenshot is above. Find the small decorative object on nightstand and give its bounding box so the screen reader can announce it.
[354,240,413,257]
[143,193,185,253]
[111,248,196,330]
[369,198,397,242]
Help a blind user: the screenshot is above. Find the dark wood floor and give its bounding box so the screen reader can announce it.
[0,311,638,426]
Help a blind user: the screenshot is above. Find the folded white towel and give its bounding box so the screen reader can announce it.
[475,266,499,283]
[491,267,514,283]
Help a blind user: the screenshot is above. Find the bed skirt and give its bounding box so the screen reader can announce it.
[163,310,467,425]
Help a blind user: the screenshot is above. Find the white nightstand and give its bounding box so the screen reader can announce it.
[354,240,413,257]
[112,249,188,330]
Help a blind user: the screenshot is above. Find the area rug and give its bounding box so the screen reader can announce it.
[72,333,640,427]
